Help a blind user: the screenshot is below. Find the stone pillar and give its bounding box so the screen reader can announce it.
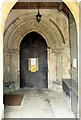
[47,48,50,89]
[12,49,20,90]
[56,52,63,83]
[47,48,57,89]
[3,52,15,93]
[4,53,11,83]
[3,48,20,92]
[53,50,63,92]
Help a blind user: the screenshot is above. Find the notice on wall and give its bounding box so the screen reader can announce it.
[31,58,37,72]
[28,58,38,72]
[73,58,77,68]
[31,58,36,66]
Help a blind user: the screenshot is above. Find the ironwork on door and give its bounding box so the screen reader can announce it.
[20,32,48,89]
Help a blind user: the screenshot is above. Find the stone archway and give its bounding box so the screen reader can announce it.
[0,0,79,119]
[4,13,64,91]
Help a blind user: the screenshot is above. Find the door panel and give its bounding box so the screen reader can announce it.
[20,32,48,89]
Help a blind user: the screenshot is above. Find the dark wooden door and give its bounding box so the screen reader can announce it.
[20,32,48,89]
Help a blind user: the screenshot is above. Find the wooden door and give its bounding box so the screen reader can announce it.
[20,32,48,89]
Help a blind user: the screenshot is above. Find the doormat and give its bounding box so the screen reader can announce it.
[4,94,24,106]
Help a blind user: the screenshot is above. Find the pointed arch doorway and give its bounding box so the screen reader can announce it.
[20,31,48,89]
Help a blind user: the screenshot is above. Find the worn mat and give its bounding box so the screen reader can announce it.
[4,94,24,106]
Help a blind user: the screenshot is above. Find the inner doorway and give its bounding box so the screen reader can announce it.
[20,32,48,89]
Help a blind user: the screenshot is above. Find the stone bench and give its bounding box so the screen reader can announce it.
[62,79,71,97]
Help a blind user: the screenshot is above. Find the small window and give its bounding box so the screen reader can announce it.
[28,58,38,72]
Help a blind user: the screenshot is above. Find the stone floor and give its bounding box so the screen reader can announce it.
[4,88,75,118]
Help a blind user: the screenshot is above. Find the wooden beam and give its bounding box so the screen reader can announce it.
[12,2,69,17]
